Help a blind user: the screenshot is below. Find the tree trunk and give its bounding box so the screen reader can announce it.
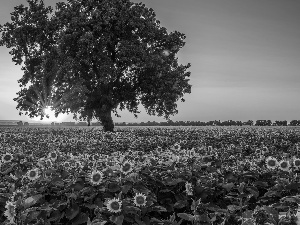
[87,109,92,126]
[97,108,114,132]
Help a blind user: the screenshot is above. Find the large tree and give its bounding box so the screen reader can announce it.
[0,0,192,132]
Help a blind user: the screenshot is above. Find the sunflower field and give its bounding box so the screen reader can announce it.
[1,126,300,225]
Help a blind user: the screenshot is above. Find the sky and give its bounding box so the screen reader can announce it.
[1,0,300,123]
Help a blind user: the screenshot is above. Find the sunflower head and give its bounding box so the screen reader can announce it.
[185,182,193,196]
[121,161,133,175]
[48,151,58,161]
[93,154,100,161]
[45,159,53,167]
[181,140,187,145]
[106,198,122,213]
[4,201,16,223]
[64,161,71,170]
[2,153,13,163]
[74,161,82,169]
[278,160,290,171]
[255,149,261,155]
[27,168,40,181]
[265,156,278,169]
[294,158,300,169]
[90,170,103,186]
[133,193,147,207]
[173,143,181,151]
[11,190,25,202]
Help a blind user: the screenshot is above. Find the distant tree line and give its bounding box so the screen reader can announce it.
[115,120,300,126]
[17,121,29,126]
[290,120,300,126]
[14,119,300,127]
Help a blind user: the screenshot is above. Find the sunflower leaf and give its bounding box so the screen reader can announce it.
[135,215,146,225]
[124,205,141,214]
[177,213,195,221]
[174,200,188,209]
[107,182,121,192]
[66,203,80,220]
[110,215,124,225]
[71,212,88,225]
[23,194,43,209]
[222,183,234,192]
[121,184,132,194]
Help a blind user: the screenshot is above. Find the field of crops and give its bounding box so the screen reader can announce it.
[1,126,300,225]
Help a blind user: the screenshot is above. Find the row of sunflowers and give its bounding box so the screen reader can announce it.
[1,126,300,224]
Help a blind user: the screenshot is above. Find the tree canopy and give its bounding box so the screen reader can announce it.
[0,0,192,132]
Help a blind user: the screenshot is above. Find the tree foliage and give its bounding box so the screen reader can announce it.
[0,0,192,131]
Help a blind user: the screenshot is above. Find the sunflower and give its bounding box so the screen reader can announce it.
[63,161,71,169]
[133,193,147,207]
[4,201,16,224]
[2,153,13,163]
[278,160,290,171]
[85,160,95,169]
[156,146,163,152]
[190,147,197,155]
[120,160,133,175]
[181,140,187,145]
[293,158,300,169]
[265,156,278,170]
[27,168,40,181]
[11,190,25,202]
[185,182,193,196]
[45,159,53,167]
[173,143,181,151]
[90,170,103,185]
[93,154,100,161]
[48,151,58,161]
[74,161,83,169]
[106,198,122,213]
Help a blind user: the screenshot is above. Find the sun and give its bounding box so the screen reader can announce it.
[31,106,67,122]
[44,106,54,118]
